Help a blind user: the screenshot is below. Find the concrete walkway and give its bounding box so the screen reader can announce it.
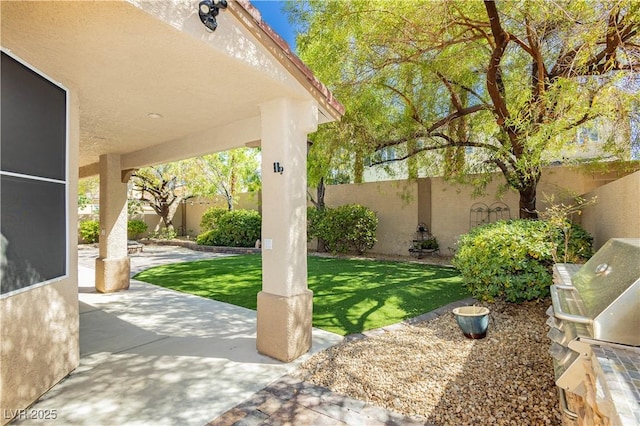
[16,246,342,426]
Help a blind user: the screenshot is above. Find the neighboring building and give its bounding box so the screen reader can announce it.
[0,1,343,422]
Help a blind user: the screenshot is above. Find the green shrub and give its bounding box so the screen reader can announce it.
[196,229,217,246]
[420,237,439,251]
[127,219,148,239]
[307,206,326,242]
[310,204,378,254]
[79,220,100,243]
[196,209,261,247]
[452,219,593,302]
[200,207,228,231]
[149,227,177,240]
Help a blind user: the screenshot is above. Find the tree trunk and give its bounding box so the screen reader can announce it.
[316,177,327,252]
[354,152,364,184]
[518,182,539,219]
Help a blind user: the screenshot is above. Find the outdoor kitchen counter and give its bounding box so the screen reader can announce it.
[590,343,640,426]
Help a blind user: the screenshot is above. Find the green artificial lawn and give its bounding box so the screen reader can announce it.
[133,254,468,336]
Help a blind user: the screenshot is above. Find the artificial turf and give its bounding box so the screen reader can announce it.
[133,254,468,336]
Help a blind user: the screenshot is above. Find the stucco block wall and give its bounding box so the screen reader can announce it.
[315,165,633,257]
[184,192,260,237]
[429,176,519,254]
[1,93,80,423]
[431,166,632,253]
[323,180,419,256]
[581,170,640,250]
[141,165,637,257]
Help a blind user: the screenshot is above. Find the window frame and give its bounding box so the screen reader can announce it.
[0,49,69,299]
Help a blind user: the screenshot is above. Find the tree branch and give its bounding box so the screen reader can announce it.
[381,83,423,124]
[484,0,521,150]
[550,7,639,78]
[369,132,513,167]
[374,104,489,150]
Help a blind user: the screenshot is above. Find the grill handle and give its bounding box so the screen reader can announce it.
[550,285,593,325]
[558,387,578,420]
[555,283,576,290]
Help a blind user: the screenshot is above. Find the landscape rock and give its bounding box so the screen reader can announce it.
[296,300,561,426]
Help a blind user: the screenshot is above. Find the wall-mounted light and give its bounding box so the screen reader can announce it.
[198,0,227,32]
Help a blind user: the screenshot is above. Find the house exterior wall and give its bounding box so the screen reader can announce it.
[1,92,79,424]
[580,170,640,250]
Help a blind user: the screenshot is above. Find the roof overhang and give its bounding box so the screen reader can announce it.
[1,0,343,174]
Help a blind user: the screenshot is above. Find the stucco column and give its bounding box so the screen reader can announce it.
[95,153,130,293]
[257,98,318,362]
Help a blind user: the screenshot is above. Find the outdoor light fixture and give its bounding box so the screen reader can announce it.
[198,0,227,32]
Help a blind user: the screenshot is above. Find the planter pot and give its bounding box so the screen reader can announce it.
[452,306,490,339]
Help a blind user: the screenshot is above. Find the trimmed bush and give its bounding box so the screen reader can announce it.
[307,206,326,242]
[452,219,593,302]
[196,209,261,247]
[79,220,100,243]
[195,229,217,246]
[149,227,177,240]
[200,207,227,231]
[127,219,148,239]
[309,204,378,254]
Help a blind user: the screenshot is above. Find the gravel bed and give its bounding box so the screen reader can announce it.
[297,300,561,425]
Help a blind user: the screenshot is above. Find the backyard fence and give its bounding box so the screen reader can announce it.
[81,165,640,255]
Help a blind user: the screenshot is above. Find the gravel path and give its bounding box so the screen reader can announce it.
[296,300,561,426]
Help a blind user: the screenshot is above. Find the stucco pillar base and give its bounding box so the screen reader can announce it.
[256,289,313,362]
[95,257,130,293]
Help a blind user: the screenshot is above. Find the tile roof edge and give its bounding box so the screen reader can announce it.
[232,0,345,119]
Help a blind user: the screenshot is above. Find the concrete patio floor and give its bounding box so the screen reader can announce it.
[14,246,343,426]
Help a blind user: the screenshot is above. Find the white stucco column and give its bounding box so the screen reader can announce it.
[95,153,130,293]
[257,98,318,362]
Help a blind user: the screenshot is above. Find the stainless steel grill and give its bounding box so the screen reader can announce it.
[546,238,640,423]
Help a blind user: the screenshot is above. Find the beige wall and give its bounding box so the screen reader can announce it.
[1,93,80,422]
[183,192,260,237]
[581,171,640,250]
[430,175,519,254]
[79,192,262,242]
[316,165,638,257]
[323,180,419,256]
[428,166,636,253]
[139,164,638,257]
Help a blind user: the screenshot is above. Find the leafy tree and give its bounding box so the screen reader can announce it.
[307,139,354,251]
[291,0,639,218]
[78,176,99,210]
[130,164,190,231]
[182,148,260,210]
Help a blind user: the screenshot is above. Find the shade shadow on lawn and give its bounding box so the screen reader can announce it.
[133,254,469,336]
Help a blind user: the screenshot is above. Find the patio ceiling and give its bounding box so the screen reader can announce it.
[1,0,342,174]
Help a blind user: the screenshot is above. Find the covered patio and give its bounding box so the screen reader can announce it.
[1,0,343,421]
[8,246,340,425]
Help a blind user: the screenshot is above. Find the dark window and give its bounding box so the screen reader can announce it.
[1,52,67,296]
[1,52,66,180]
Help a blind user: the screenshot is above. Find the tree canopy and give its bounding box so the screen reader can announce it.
[291,0,640,217]
[130,148,260,232]
[181,148,261,210]
[130,164,189,231]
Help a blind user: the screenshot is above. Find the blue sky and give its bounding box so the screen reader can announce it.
[251,1,297,52]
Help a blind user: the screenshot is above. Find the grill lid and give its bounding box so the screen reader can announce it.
[571,238,640,320]
[551,238,640,346]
